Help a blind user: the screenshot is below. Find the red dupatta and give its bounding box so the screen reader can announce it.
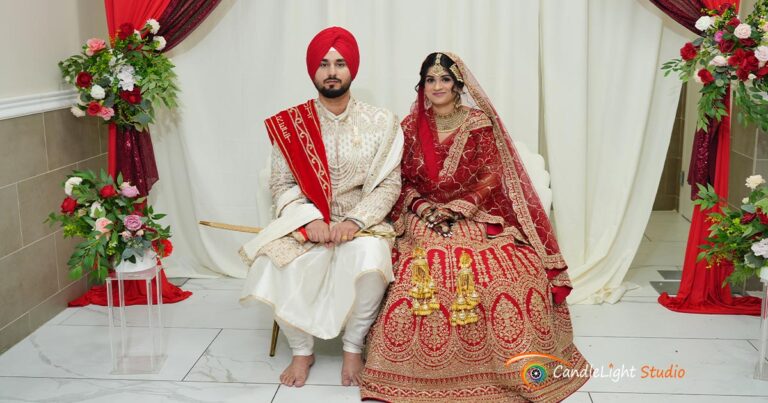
[265,100,332,223]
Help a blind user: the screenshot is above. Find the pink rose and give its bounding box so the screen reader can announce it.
[97,106,114,121]
[755,46,768,63]
[121,185,140,198]
[85,38,106,56]
[734,23,752,39]
[94,217,112,234]
[120,230,132,241]
[714,30,724,43]
[123,214,143,231]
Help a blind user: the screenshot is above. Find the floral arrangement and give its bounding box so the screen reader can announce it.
[695,174,768,285]
[662,1,768,132]
[59,19,178,131]
[46,169,172,282]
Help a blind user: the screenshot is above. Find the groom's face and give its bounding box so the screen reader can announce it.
[313,50,352,98]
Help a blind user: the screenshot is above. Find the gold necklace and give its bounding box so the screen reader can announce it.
[434,107,468,132]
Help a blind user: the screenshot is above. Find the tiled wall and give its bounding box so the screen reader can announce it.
[653,86,686,211]
[0,109,107,353]
[729,107,768,208]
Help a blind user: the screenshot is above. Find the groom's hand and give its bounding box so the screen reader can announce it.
[305,219,331,243]
[330,220,360,245]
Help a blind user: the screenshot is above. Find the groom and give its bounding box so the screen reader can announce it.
[240,27,402,387]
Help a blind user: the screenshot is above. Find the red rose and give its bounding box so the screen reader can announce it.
[740,38,758,48]
[680,42,697,61]
[75,72,92,88]
[152,239,173,258]
[728,49,747,66]
[742,212,757,224]
[86,101,101,116]
[758,211,768,225]
[119,87,142,104]
[60,197,77,215]
[727,17,741,27]
[757,65,768,78]
[697,69,715,84]
[719,39,736,54]
[99,185,118,198]
[742,53,759,72]
[117,22,134,40]
[736,68,751,81]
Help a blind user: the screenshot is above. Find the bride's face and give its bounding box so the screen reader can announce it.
[424,66,456,108]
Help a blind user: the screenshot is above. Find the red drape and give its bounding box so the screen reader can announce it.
[71,0,220,306]
[156,0,222,52]
[653,0,759,317]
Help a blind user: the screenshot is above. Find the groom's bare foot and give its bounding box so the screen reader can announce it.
[280,354,315,387]
[341,351,364,386]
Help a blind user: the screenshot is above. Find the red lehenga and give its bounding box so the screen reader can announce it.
[360,53,590,402]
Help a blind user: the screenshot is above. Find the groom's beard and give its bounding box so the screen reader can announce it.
[315,78,351,99]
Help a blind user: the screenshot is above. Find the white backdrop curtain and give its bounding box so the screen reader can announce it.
[541,0,687,303]
[150,0,686,305]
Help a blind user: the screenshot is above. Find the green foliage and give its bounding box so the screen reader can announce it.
[59,20,178,132]
[45,169,172,282]
[694,177,768,287]
[661,1,768,132]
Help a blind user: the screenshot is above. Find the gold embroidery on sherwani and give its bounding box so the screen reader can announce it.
[256,98,401,265]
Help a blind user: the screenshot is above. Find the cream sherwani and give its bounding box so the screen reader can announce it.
[240,97,402,354]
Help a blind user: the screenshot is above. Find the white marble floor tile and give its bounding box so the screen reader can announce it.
[0,325,218,381]
[0,377,278,403]
[622,267,668,298]
[185,329,344,386]
[561,391,593,403]
[183,277,245,291]
[60,289,274,330]
[590,392,768,403]
[644,214,692,242]
[575,337,768,396]
[631,241,687,267]
[570,300,759,339]
[272,384,362,403]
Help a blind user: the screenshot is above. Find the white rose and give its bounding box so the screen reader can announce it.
[743,197,750,204]
[755,46,768,63]
[90,84,105,100]
[749,73,757,80]
[117,65,136,91]
[89,201,104,218]
[746,174,766,190]
[70,106,85,117]
[709,55,728,66]
[133,29,142,39]
[64,177,83,196]
[146,19,160,34]
[734,23,752,39]
[695,16,713,31]
[153,36,166,51]
[752,239,768,258]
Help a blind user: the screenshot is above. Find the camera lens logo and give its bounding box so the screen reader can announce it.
[506,352,570,389]
[522,362,549,386]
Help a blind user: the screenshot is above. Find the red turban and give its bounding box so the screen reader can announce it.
[306,27,360,80]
